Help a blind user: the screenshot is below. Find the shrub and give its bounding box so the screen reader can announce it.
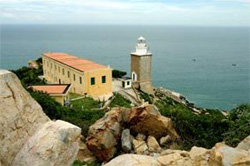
[112,69,127,78]
[156,97,230,149]
[223,103,250,147]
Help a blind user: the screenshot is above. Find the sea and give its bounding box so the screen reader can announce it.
[1,24,249,110]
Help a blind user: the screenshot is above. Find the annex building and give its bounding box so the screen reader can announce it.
[30,84,71,106]
[42,52,112,99]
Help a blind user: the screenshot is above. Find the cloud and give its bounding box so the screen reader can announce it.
[0,0,249,26]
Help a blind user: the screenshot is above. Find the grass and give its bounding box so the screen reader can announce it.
[110,93,131,108]
[70,93,101,111]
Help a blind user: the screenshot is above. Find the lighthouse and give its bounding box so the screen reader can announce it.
[130,36,153,94]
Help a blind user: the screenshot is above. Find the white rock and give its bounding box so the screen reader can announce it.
[13,120,81,166]
[104,154,160,166]
[0,70,81,166]
[147,136,161,153]
[160,135,172,145]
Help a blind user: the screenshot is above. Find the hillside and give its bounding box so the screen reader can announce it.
[8,62,250,165]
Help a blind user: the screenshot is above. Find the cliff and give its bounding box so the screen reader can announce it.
[0,70,81,166]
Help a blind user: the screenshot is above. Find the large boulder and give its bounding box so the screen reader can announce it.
[86,107,123,161]
[209,143,250,166]
[127,104,179,140]
[0,70,81,166]
[86,104,179,161]
[237,135,250,151]
[13,120,81,166]
[189,146,210,166]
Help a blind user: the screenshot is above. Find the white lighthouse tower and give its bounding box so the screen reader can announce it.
[130,36,153,94]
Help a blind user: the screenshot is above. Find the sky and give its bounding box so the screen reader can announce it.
[0,0,250,26]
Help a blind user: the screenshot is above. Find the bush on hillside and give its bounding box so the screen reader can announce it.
[12,65,45,87]
[156,97,230,150]
[112,69,127,78]
[223,103,250,147]
[29,89,104,136]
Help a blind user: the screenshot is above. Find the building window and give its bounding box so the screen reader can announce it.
[47,62,49,67]
[73,74,76,81]
[50,63,52,69]
[68,71,70,78]
[62,68,65,75]
[102,76,106,83]
[127,81,130,85]
[91,77,95,85]
[79,77,82,84]
[55,65,57,70]
[58,67,60,73]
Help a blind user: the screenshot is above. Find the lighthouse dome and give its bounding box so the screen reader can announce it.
[138,36,146,43]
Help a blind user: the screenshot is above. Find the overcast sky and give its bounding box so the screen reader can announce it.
[0,0,249,26]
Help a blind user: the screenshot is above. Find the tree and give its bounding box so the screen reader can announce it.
[112,69,127,78]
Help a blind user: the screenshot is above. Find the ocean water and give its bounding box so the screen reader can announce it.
[1,25,249,110]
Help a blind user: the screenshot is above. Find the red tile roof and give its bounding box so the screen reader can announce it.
[30,84,70,94]
[43,52,108,72]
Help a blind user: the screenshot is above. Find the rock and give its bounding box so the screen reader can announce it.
[136,133,146,141]
[127,104,179,140]
[0,70,81,166]
[189,146,210,166]
[132,138,149,155]
[209,142,250,166]
[158,153,192,166]
[121,129,132,152]
[160,149,189,157]
[104,154,160,166]
[76,136,96,163]
[86,107,122,161]
[13,120,81,166]
[160,135,172,145]
[86,104,179,161]
[147,136,161,153]
[237,135,250,151]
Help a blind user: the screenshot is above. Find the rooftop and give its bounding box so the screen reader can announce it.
[43,52,108,72]
[30,84,71,94]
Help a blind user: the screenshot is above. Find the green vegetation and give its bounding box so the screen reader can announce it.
[11,58,250,151]
[223,103,250,147]
[12,66,45,87]
[139,91,153,104]
[73,160,100,166]
[110,93,131,108]
[112,69,127,78]
[29,89,105,136]
[156,96,250,149]
[156,97,229,149]
[70,94,101,111]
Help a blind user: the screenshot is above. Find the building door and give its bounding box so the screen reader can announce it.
[132,72,137,81]
[59,79,61,84]
[122,81,125,88]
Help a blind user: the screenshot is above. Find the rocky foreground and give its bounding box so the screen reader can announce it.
[0,70,249,166]
[0,70,81,166]
[104,137,250,166]
[85,102,250,165]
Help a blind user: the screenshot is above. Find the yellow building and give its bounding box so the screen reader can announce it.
[42,52,112,99]
[30,84,71,106]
